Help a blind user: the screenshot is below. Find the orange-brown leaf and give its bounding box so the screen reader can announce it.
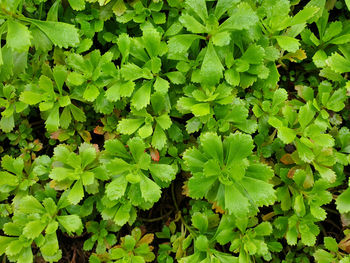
[287,166,298,178]
[94,126,105,135]
[150,148,160,162]
[280,154,295,165]
[50,130,62,140]
[212,202,225,214]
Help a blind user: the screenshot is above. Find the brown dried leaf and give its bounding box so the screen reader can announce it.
[212,202,225,214]
[280,154,295,165]
[283,49,307,62]
[79,130,92,142]
[182,181,190,197]
[287,166,298,178]
[341,213,350,228]
[94,126,105,135]
[138,234,154,245]
[50,130,63,140]
[339,234,350,253]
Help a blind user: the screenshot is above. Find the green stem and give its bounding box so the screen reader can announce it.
[19,0,23,14]
[171,182,197,237]
[38,2,43,20]
[139,210,173,222]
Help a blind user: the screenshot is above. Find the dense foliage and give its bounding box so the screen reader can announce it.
[0,0,349,262]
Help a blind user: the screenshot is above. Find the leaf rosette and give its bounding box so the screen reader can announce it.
[99,137,176,226]
[183,132,276,218]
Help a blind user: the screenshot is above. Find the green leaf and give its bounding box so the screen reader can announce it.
[138,123,153,138]
[69,104,86,122]
[57,215,83,234]
[106,176,128,200]
[68,180,84,205]
[200,42,223,86]
[114,202,131,226]
[225,133,254,164]
[326,88,347,112]
[0,171,18,187]
[254,222,272,236]
[27,19,79,48]
[118,118,144,135]
[113,0,126,16]
[277,127,297,144]
[121,64,151,81]
[275,36,300,53]
[201,133,223,163]
[155,114,172,130]
[295,139,314,163]
[149,164,176,182]
[0,115,15,133]
[104,139,130,159]
[324,237,338,252]
[6,240,24,256]
[53,65,67,95]
[67,72,85,86]
[140,176,161,203]
[290,6,319,26]
[131,81,152,110]
[126,137,144,162]
[58,95,71,107]
[179,14,206,34]
[313,50,327,68]
[0,236,14,255]
[45,104,60,131]
[79,143,97,168]
[194,235,209,251]
[19,196,45,214]
[40,233,60,259]
[192,103,210,116]
[225,184,250,216]
[293,194,306,217]
[336,188,350,214]
[185,0,208,22]
[23,220,46,239]
[241,44,265,65]
[2,155,24,175]
[212,31,231,46]
[152,124,167,150]
[107,161,130,182]
[218,3,258,31]
[83,84,100,102]
[142,27,163,58]
[168,34,202,56]
[4,222,22,236]
[298,102,315,129]
[314,249,336,263]
[326,53,350,73]
[192,212,208,233]
[17,246,33,263]
[7,19,32,52]
[215,0,238,19]
[154,77,169,93]
[165,71,186,84]
[68,0,85,10]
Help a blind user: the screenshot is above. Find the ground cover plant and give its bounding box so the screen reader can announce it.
[0,0,349,262]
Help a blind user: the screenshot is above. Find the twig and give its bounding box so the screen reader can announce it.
[139,210,173,222]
